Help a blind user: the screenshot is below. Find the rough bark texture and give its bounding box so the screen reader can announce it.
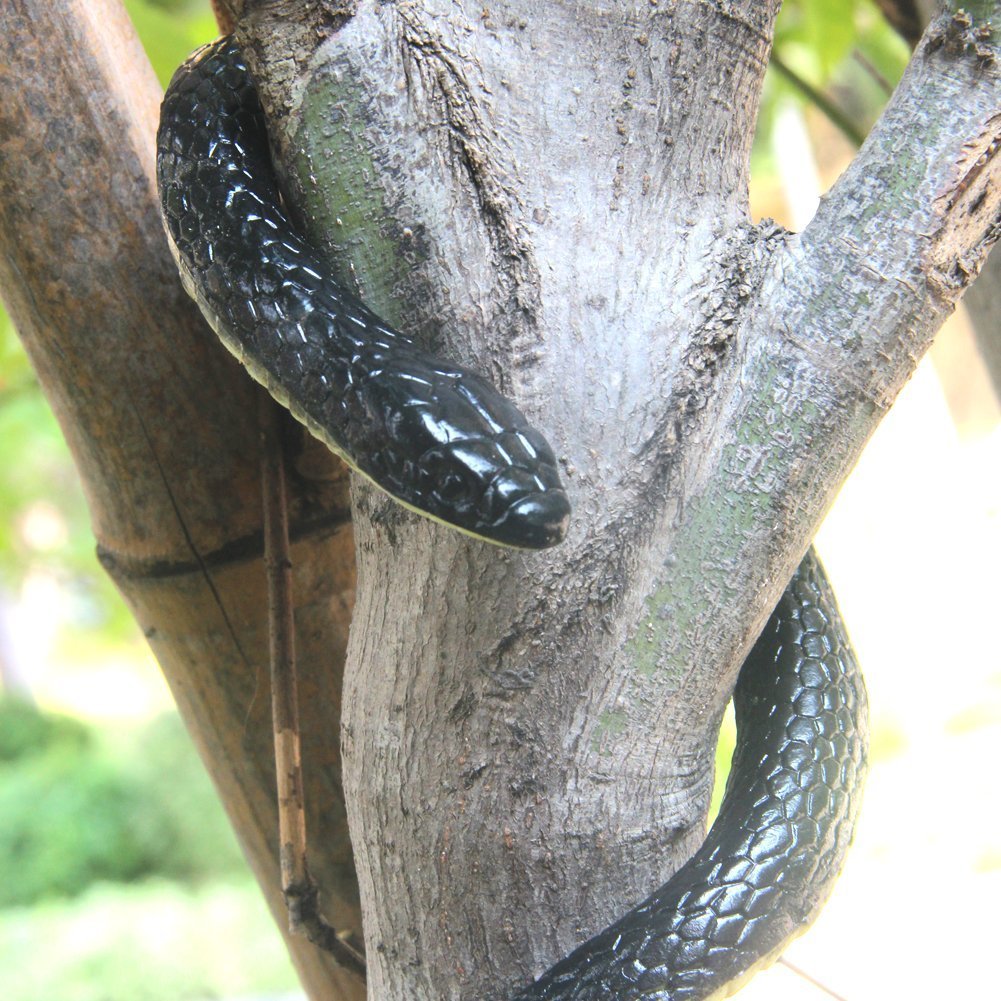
[0,3,362,998]
[233,3,1000,1000]
[880,0,1001,401]
[1,2,999,1001]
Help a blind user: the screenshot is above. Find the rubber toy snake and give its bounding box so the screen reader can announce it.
[157,38,868,1001]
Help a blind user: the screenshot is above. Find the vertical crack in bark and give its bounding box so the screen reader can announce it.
[394,6,544,371]
[928,109,1001,298]
[625,221,792,523]
[126,403,255,672]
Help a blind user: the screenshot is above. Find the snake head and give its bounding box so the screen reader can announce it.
[415,432,571,549]
[358,352,571,549]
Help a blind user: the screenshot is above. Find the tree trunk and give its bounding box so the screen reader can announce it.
[1,2,998,1001]
[234,2,1000,998]
[0,3,361,997]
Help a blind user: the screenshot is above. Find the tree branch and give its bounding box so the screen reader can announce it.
[876,0,1001,403]
[260,389,366,977]
[0,3,362,997]
[634,3,1001,782]
[769,52,868,146]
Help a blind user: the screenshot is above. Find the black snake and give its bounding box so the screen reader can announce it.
[157,37,868,1001]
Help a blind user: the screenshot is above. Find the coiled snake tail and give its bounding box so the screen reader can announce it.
[513,550,868,1000]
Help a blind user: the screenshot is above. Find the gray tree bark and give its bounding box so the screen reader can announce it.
[229,2,1000,999]
[963,244,1001,393]
[876,0,1001,400]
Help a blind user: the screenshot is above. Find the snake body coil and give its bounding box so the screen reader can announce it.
[512,551,867,1000]
[157,38,868,1001]
[156,39,569,550]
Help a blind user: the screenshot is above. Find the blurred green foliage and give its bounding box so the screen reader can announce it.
[0,881,298,1001]
[756,0,910,160]
[0,317,87,583]
[0,697,90,762]
[0,699,246,908]
[0,315,132,642]
[775,0,908,84]
[0,691,297,998]
[122,0,217,86]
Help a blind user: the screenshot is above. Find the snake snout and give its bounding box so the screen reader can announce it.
[414,438,570,548]
[487,489,571,549]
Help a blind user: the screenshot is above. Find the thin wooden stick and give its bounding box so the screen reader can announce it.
[210,0,237,35]
[769,52,867,147]
[258,389,366,977]
[778,956,850,1001]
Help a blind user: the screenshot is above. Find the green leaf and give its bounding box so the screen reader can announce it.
[122,0,217,88]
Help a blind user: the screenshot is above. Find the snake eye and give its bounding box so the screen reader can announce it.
[437,471,468,503]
